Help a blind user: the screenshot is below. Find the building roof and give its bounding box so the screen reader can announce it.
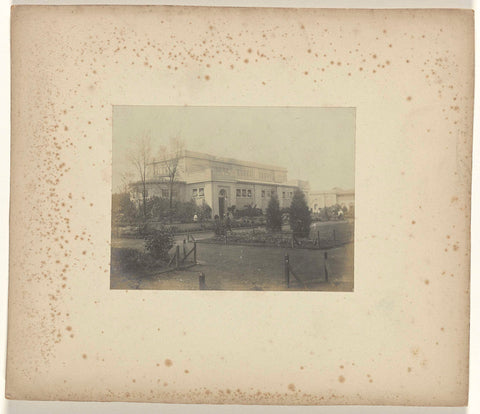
[152,149,288,172]
[310,188,354,196]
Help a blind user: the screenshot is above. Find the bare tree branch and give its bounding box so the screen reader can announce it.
[126,131,153,221]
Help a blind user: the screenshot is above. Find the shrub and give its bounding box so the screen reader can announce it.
[175,199,197,223]
[196,201,212,220]
[289,189,311,237]
[266,194,282,232]
[234,205,263,218]
[144,228,174,261]
[214,217,227,236]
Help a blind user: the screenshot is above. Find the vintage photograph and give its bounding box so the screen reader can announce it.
[111,106,355,291]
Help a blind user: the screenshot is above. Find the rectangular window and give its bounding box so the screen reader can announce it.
[236,189,241,197]
[161,189,169,198]
[261,190,265,197]
[242,189,246,197]
[192,188,198,197]
[282,191,286,198]
[247,189,252,198]
[199,188,204,197]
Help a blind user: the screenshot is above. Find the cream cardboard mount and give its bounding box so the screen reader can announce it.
[6,6,473,405]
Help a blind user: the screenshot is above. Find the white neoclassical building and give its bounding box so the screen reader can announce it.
[130,150,310,218]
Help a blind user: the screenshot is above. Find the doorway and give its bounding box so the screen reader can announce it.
[218,189,227,218]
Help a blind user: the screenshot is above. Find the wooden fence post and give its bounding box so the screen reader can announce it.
[199,272,206,290]
[324,251,328,282]
[175,245,180,269]
[284,254,290,288]
[225,231,228,245]
[183,239,187,259]
[193,242,197,264]
[317,231,320,247]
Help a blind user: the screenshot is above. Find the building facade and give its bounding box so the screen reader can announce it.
[130,150,310,218]
[309,188,355,212]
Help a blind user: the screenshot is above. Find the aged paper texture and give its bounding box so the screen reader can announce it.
[7,6,473,405]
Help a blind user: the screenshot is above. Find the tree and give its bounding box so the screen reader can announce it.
[158,136,185,213]
[289,189,311,237]
[266,193,282,232]
[112,192,138,225]
[127,132,152,222]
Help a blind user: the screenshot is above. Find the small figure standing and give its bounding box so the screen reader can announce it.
[193,214,198,223]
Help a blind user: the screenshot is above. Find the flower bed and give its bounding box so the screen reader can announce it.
[199,228,349,249]
[199,229,318,249]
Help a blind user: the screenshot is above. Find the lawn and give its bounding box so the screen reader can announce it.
[110,239,354,291]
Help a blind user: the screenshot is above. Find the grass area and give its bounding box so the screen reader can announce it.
[110,240,353,291]
[110,220,354,291]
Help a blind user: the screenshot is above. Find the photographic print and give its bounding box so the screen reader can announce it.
[111,106,355,291]
[7,6,473,405]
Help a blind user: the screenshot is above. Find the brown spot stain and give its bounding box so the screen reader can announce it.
[338,376,345,383]
[165,359,173,367]
[288,383,296,392]
[411,220,416,224]
[66,326,72,331]
[406,96,412,101]
[424,279,429,285]
[82,354,87,359]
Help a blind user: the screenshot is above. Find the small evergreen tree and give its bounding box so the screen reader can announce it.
[144,227,174,262]
[289,189,311,237]
[266,193,282,232]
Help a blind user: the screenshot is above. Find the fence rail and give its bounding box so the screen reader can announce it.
[158,242,197,275]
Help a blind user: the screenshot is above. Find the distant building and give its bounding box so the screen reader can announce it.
[309,188,355,212]
[130,150,310,218]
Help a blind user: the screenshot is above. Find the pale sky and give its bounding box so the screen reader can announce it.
[112,106,355,193]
